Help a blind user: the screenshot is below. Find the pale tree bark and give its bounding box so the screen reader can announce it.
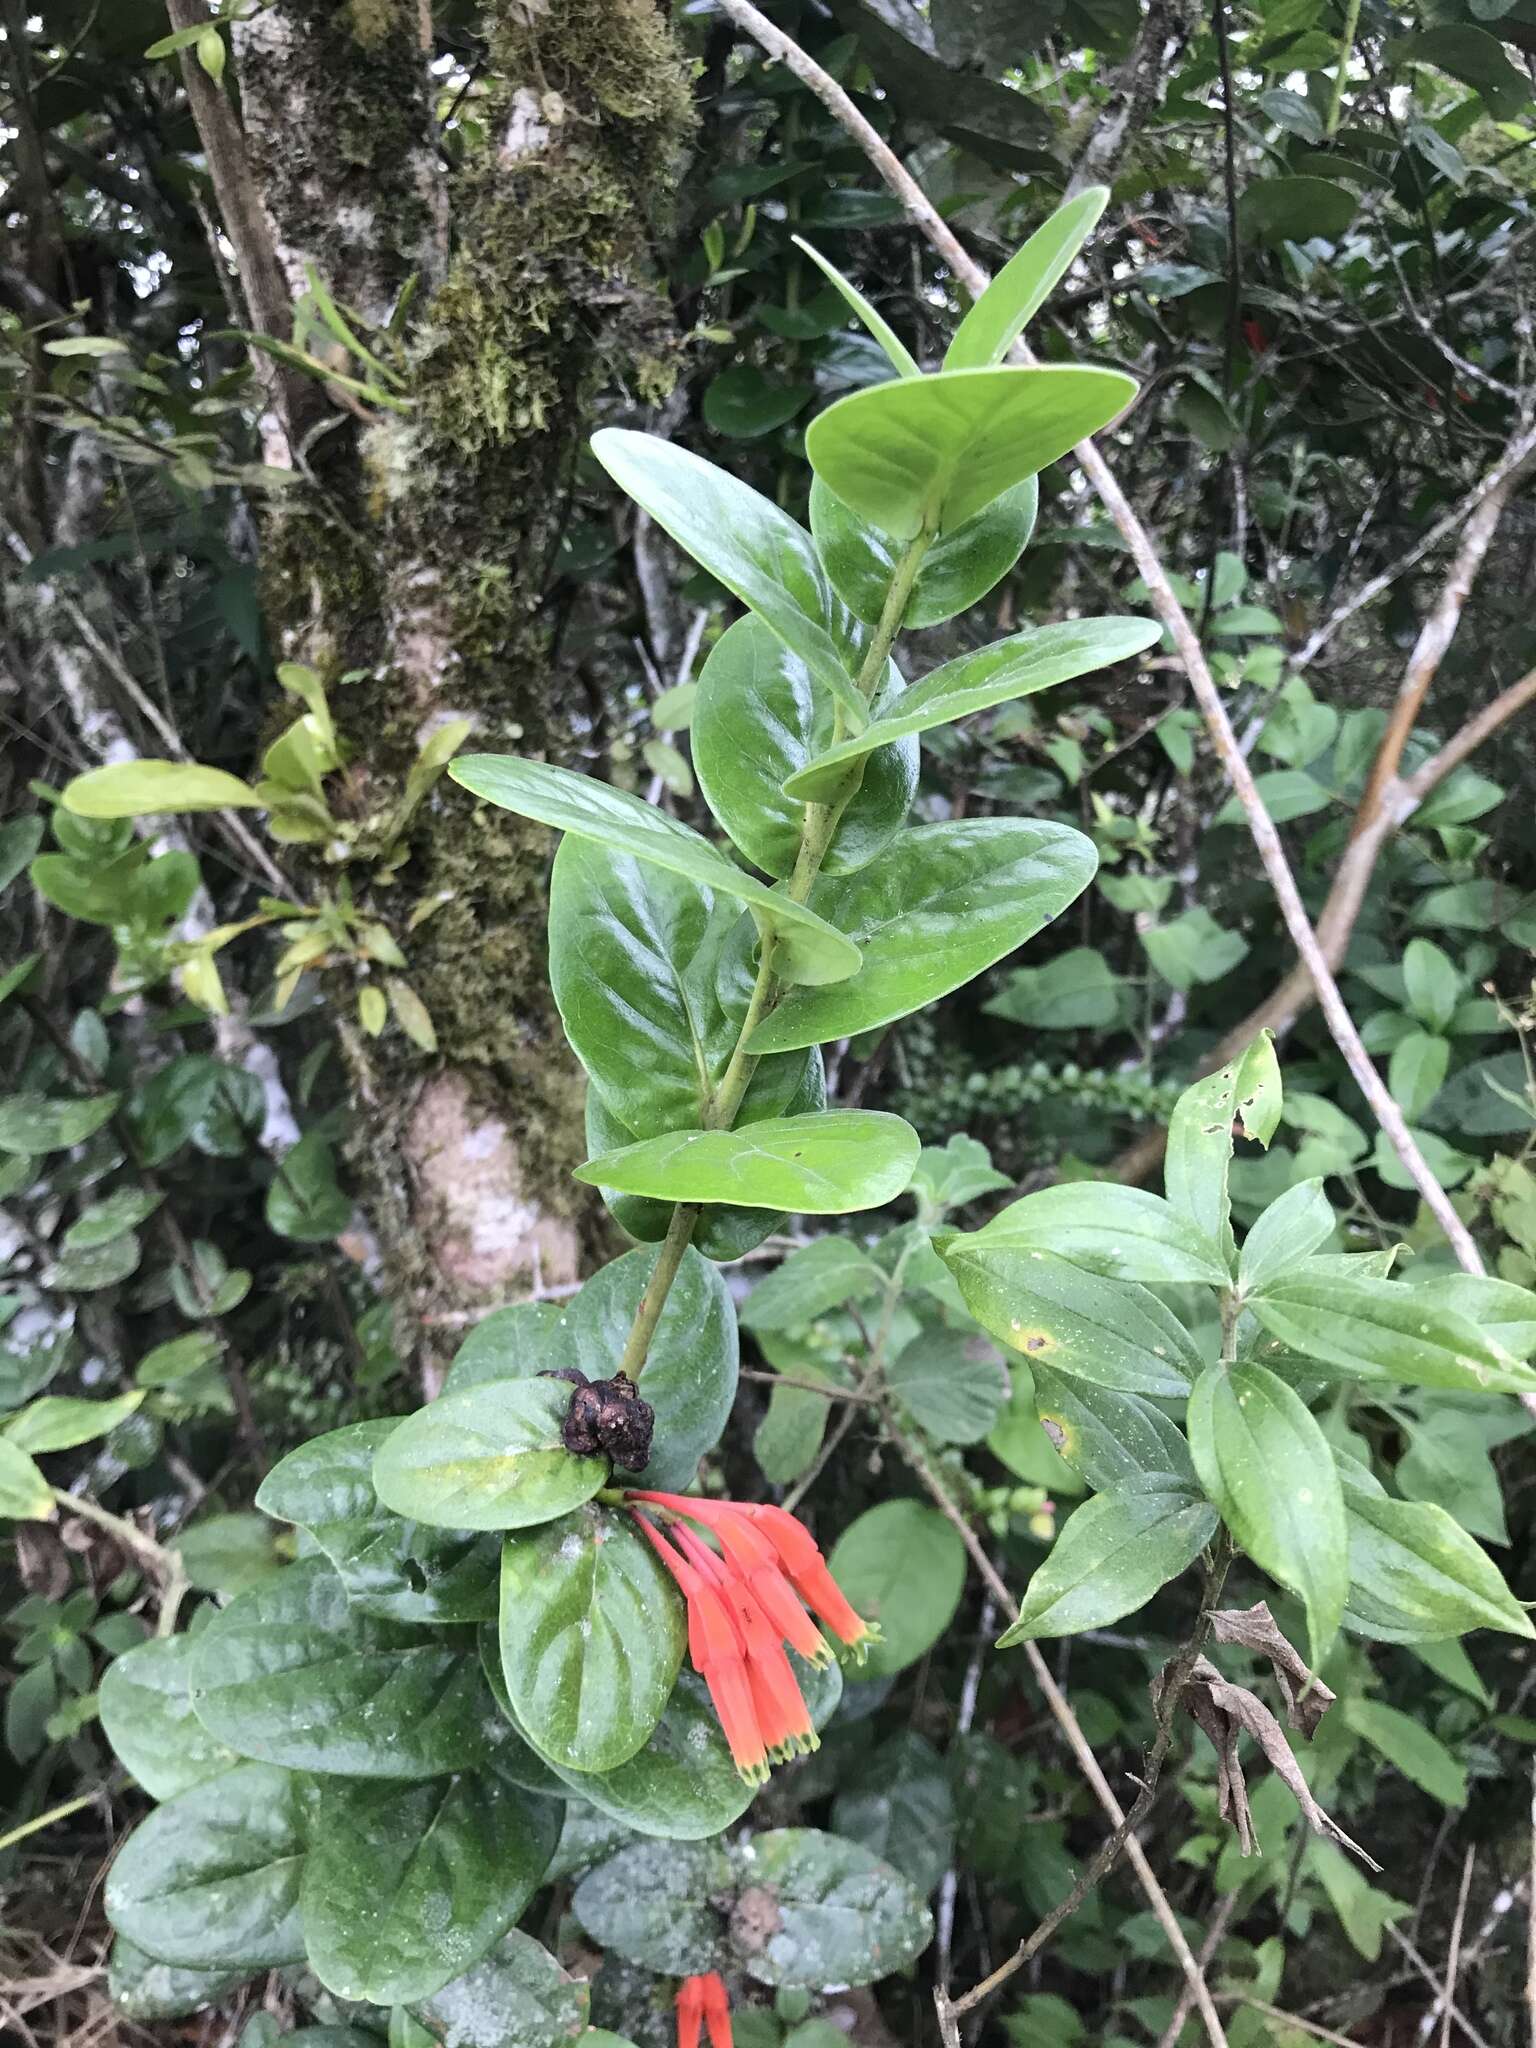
[190,0,694,1359]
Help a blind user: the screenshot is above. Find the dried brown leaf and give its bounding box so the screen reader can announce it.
[1208,1598,1336,1737]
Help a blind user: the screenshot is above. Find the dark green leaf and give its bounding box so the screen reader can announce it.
[831,1731,955,1895]
[0,1091,120,1154]
[886,1327,1010,1442]
[105,1762,312,1969]
[702,364,815,438]
[372,1379,609,1531]
[572,1839,733,1974]
[748,821,1097,1055]
[99,1633,239,1800]
[301,1772,560,2003]
[411,1932,591,2048]
[265,1131,350,1242]
[741,1237,887,1332]
[1342,1699,1466,1807]
[106,1938,245,2022]
[189,1557,501,1777]
[726,1829,932,1988]
[1239,176,1358,243]
[942,1245,1199,1395]
[1188,1361,1346,1666]
[498,1502,685,1773]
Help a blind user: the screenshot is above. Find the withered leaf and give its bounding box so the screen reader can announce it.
[1208,1599,1336,1738]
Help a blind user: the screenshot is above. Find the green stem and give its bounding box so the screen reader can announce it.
[618,528,932,1377]
[0,1792,97,1857]
[1324,0,1361,138]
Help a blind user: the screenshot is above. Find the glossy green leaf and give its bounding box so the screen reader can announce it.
[411,1931,591,2048]
[544,1244,738,1491]
[0,1091,120,1154]
[942,1244,1199,1395]
[576,1110,919,1215]
[946,188,1108,369]
[1028,1363,1199,1492]
[301,1772,560,2004]
[372,1378,608,1531]
[997,1488,1216,1644]
[266,1130,351,1242]
[63,760,262,817]
[590,428,867,729]
[811,476,1037,630]
[445,1302,565,1394]
[1339,1455,1532,1643]
[0,1436,55,1519]
[692,616,915,879]
[741,1236,887,1332]
[1164,1032,1280,1266]
[886,1327,1010,1443]
[781,618,1158,803]
[829,1500,966,1676]
[726,1829,933,1988]
[99,1633,239,1800]
[450,757,859,986]
[805,364,1137,539]
[189,1557,500,1777]
[572,1839,734,1974]
[257,1420,500,1622]
[1238,1179,1334,1293]
[4,1389,142,1453]
[1249,1271,1536,1394]
[1188,1361,1346,1667]
[498,1501,684,1773]
[105,1762,312,1969]
[1342,1699,1466,1807]
[791,235,920,377]
[748,821,1097,1055]
[106,1938,245,2022]
[548,831,810,1133]
[955,1183,1228,1287]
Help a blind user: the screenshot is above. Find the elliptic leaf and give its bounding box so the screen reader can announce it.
[996,1489,1215,1644]
[726,1829,932,1989]
[450,757,859,987]
[954,1182,1228,1287]
[575,1110,920,1215]
[1339,1455,1532,1643]
[572,1840,734,1975]
[1249,1272,1536,1395]
[372,1378,608,1532]
[805,364,1137,539]
[411,1931,591,2048]
[828,1500,966,1676]
[886,1328,1010,1443]
[1028,1363,1199,1491]
[1238,1180,1334,1294]
[63,760,262,817]
[498,1502,685,1773]
[945,188,1109,370]
[748,821,1097,1055]
[0,1091,120,1155]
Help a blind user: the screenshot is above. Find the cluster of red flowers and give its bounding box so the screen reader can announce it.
[675,1971,732,2048]
[631,1491,875,1784]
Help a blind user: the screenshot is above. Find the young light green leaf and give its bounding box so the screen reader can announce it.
[740,1236,887,1332]
[1407,1273,1536,1360]
[1188,1361,1346,1668]
[1238,1179,1335,1293]
[1250,1272,1536,1394]
[780,618,1159,803]
[805,364,1137,539]
[996,1488,1216,1644]
[945,188,1109,370]
[450,756,859,986]
[4,1389,143,1454]
[372,1378,608,1531]
[590,428,868,729]
[791,235,920,377]
[575,1110,919,1215]
[62,761,262,817]
[811,475,1038,630]
[747,821,1097,1055]
[1164,1032,1280,1264]
[0,1437,56,1519]
[498,1502,685,1773]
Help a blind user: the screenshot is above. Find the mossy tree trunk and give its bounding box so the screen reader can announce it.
[209,0,692,1363]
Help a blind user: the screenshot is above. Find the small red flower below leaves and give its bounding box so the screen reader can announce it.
[675,1971,732,2048]
[632,1492,877,1784]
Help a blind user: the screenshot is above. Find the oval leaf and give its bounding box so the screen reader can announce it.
[575,1110,920,1215]
[828,1500,966,1677]
[953,1182,1228,1287]
[811,475,1038,629]
[727,1828,932,1989]
[99,1634,239,1800]
[372,1378,608,1531]
[63,761,262,817]
[996,1489,1215,1645]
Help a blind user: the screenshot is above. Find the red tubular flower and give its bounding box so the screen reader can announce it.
[676,1973,731,2048]
[673,1524,818,1764]
[742,1501,878,1659]
[636,1514,768,1784]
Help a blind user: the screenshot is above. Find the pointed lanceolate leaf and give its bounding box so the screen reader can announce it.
[498,1502,685,1773]
[548,831,811,1133]
[450,756,859,986]
[791,235,921,377]
[996,1488,1216,1644]
[105,1762,312,1970]
[782,617,1158,801]
[189,1557,500,1777]
[590,428,869,729]
[692,616,915,880]
[1029,1363,1199,1490]
[942,1246,1200,1396]
[1238,1179,1335,1293]
[1188,1361,1346,1668]
[1338,1456,1533,1642]
[945,188,1109,370]
[372,1378,608,1531]
[956,1182,1229,1286]
[1249,1271,1536,1394]
[805,364,1137,539]
[811,475,1038,629]
[575,1110,920,1214]
[63,760,262,817]
[1164,1032,1281,1264]
[300,1772,561,2005]
[748,821,1097,1055]
[256,1420,500,1622]
[99,1634,239,1800]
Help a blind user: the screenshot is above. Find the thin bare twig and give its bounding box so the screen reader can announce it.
[710,0,1490,1276]
[1388,1924,1495,2048]
[1438,1847,1477,2048]
[1158,1888,1244,2048]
